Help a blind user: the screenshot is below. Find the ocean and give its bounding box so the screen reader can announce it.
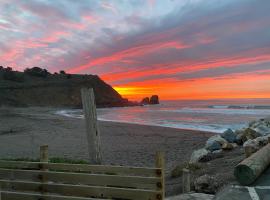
[57,98,270,133]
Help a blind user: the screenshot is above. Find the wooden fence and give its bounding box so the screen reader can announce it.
[0,146,165,200]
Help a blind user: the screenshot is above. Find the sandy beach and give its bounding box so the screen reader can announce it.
[0,106,244,195]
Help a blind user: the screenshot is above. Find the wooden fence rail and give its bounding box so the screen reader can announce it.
[0,146,165,200]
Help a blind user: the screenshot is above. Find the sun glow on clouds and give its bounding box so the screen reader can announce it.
[1,0,270,100]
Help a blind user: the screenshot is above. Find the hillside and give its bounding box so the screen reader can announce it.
[0,67,135,107]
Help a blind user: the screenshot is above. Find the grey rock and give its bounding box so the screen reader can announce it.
[190,148,210,164]
[235,129,246,145]
[252,124,270,136]
[242,137,267,155]
[205,135,227,151]
[194,174,219,194]
[243,128,261,140]
[221,129,237,143]
[221,143,234,150]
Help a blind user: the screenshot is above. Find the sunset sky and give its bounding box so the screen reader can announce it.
[1,0,270,100]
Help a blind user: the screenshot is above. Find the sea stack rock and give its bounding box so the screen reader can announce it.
[150,95,159,104]
[141,97,150,105]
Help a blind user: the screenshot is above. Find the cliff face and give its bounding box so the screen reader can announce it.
[0,68,131,107]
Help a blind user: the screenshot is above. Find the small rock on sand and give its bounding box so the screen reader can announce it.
[194,174,219,194]
[189,148,210,164]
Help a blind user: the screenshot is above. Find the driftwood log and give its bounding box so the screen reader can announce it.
[234,143,270,185]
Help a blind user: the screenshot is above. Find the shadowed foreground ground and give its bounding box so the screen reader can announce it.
[0,107,244,196]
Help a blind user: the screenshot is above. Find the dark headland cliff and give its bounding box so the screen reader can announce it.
[0,67,138,108]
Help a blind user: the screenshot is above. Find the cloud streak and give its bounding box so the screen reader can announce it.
[0,0,269,100]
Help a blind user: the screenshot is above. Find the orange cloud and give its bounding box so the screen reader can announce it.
[67,40,190,73]
[114,71,270,101]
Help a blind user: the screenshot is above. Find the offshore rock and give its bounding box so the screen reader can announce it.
[140,97,150,105]
[150,95,159,104]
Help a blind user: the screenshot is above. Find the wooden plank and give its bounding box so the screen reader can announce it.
[0,191,105,200]
[81,88,102,164]
[0,180,161,200]
[0,168,160,190]
[155,152,165,200]
[0,161,159,177]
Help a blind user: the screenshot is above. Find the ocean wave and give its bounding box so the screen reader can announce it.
[55,109,246,133]
[157,108,270,115]
[209,105,270,109]
[55,110,83,118]
[96,117,234,133]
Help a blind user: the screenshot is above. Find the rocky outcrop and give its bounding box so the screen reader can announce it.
[140,97,150,105]
[0,67,138,108]
[150,95,159,104]
[140,95,159,105]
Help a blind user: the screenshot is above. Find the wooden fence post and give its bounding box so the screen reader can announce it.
[81,88,102,164]
[156,152,165,200]
[40,145,48,163]
[40,145,48,195]
[182,168,191,193]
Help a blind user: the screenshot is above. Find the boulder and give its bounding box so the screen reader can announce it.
[244,135,270,157]
[205,135,228,151]
[248,118,270,136]
[140,97,150,105]
[256,135,270,146]
[221,143,234,150]
[194,174,219,194]
[235,129,246,145]
[149,95,159,104]
[221,129,237,143]
[190,148,210,164]
[252,124,270,136]
[243,128,261,140]
[243,139,258,148]
[232,143,238,148]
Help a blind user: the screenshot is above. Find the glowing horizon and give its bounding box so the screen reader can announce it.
[1,0,270,101]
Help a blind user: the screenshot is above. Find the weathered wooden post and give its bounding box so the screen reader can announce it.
[156,152,165,200]
[40,145,49,163]
[81,88,102,164]
[40,145,49,195]
[182,168,191,193]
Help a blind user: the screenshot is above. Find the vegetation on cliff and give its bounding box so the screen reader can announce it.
[0,66,136,107]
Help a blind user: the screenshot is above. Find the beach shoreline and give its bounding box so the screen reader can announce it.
[0,106,244,195]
